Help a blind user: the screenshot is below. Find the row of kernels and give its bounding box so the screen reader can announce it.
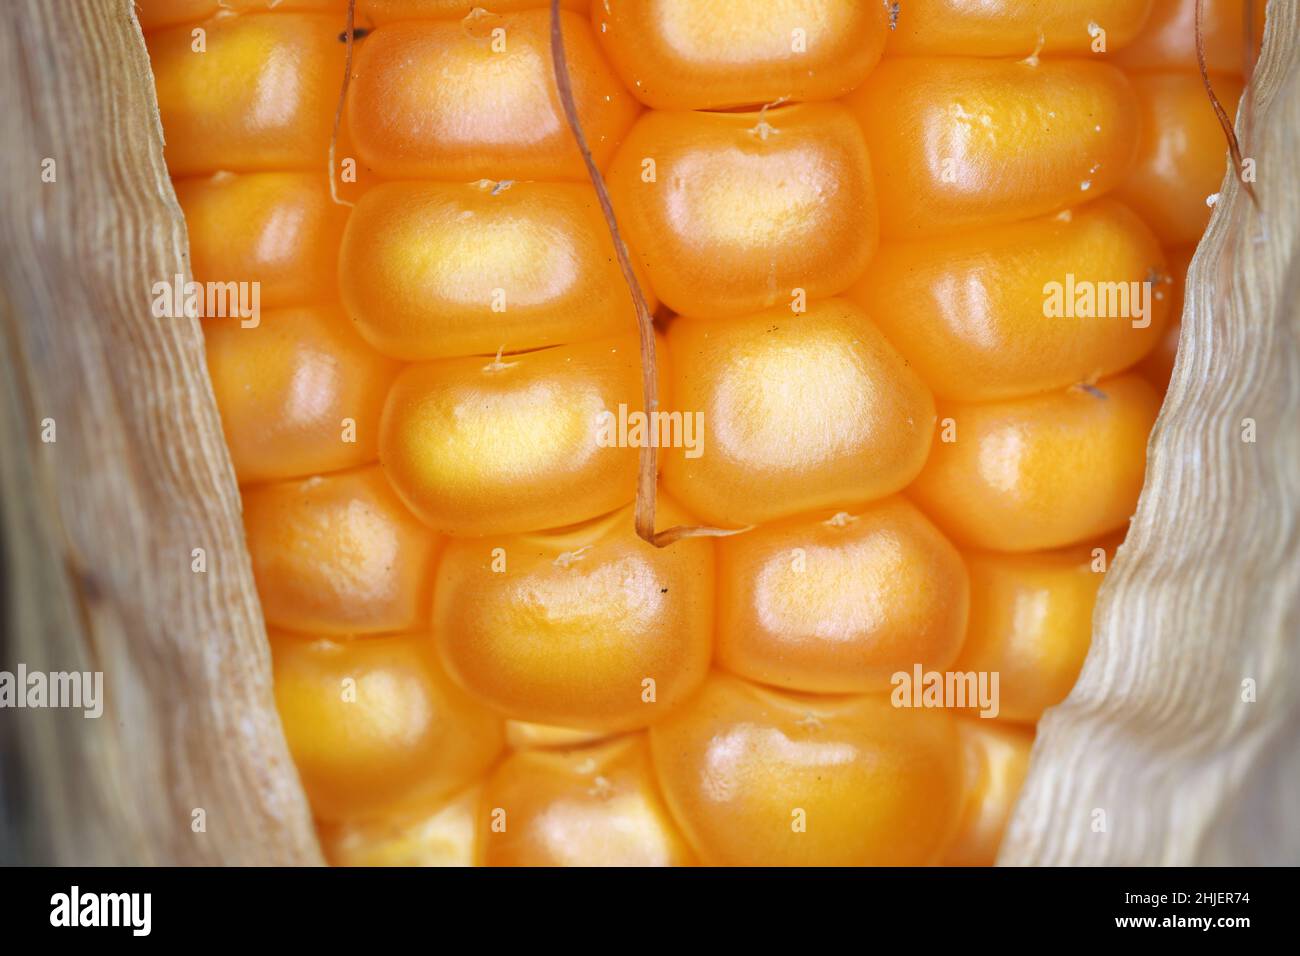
[144,6,510,840]
[1121,1,1258,392]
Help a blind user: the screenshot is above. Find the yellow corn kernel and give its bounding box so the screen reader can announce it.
[952,540,1117,723]
[910,375,1159,552]
[715,497,969,694]
[271,630,504,823]
[479,736,695,866]
[378,335,645,536]
[243,467,438,635]
[662,299,936,528]
[649,674,963,866]
[320,785,481,867]
[433,501,712,733]
[943,720,1035,866]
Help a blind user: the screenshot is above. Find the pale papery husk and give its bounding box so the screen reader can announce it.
[0,0,1294,865]
[1000,0,1300,866]
[0,0,321,865]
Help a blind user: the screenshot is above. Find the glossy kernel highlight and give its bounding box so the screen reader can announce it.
[347,9,639,182]
[952,542,1113,723]
[480,736,695,866]
[850,57,1139,239]
[909,375,1160,552]
[663,299,936,528]
[148,13,345,175]
[593,0,889,110]
[1115,72,1244,245]
[1115,0,1265,75]
[716,498,969,695]
[243,466,439,635]
[378,336,644,536]
[320,785,481,868]
[204,305,398,484]
[852,198,1170,402]
[271,630,503,824]
[137,0,347,33]
[176,172,349,311]
[340,180,651,361]
[942,720,1034,867]
[607,102,878,318]
[885,0,1154,58]
[433,501,713,733]
[650,674,964,866]
[358,0,590,22]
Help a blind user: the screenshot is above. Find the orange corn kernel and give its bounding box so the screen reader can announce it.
[851,198,1170,402]
[347,9,639,182]
[885,0,1153,57]
[433,501,713,733]
[320,785,481,867]
[148,14,345,176]
[379,335,643,536]
[1115,0,1265,75]
[243,466,439,634]
[137,1,347,33]
[951,541,1113,724]
[942,720,1034,867]
[270,630,503,823]
[1141,246,1195,389]
[606,102,877,318]
[715,498,969,695]
[175,172,349,312]
[662,299,935,528]
[849,57,1139,239]
[593,0,888,110]
[649,674,963,866]
[339,180,649,361]
[909,374,1159,552]
[358,0,589,23]
[479,736,695,866]
[204,305,398,484]
[1115,72,1244,245]
[504,722,613,750]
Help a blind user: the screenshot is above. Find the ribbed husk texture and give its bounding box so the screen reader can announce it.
[1001,0,1300,866]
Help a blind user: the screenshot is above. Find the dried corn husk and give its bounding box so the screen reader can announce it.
[0,0,1295,865]
[1001,0,1300,866]
[0,0,321,865]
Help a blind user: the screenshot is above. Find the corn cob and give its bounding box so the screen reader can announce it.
[141,0,1258,866]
